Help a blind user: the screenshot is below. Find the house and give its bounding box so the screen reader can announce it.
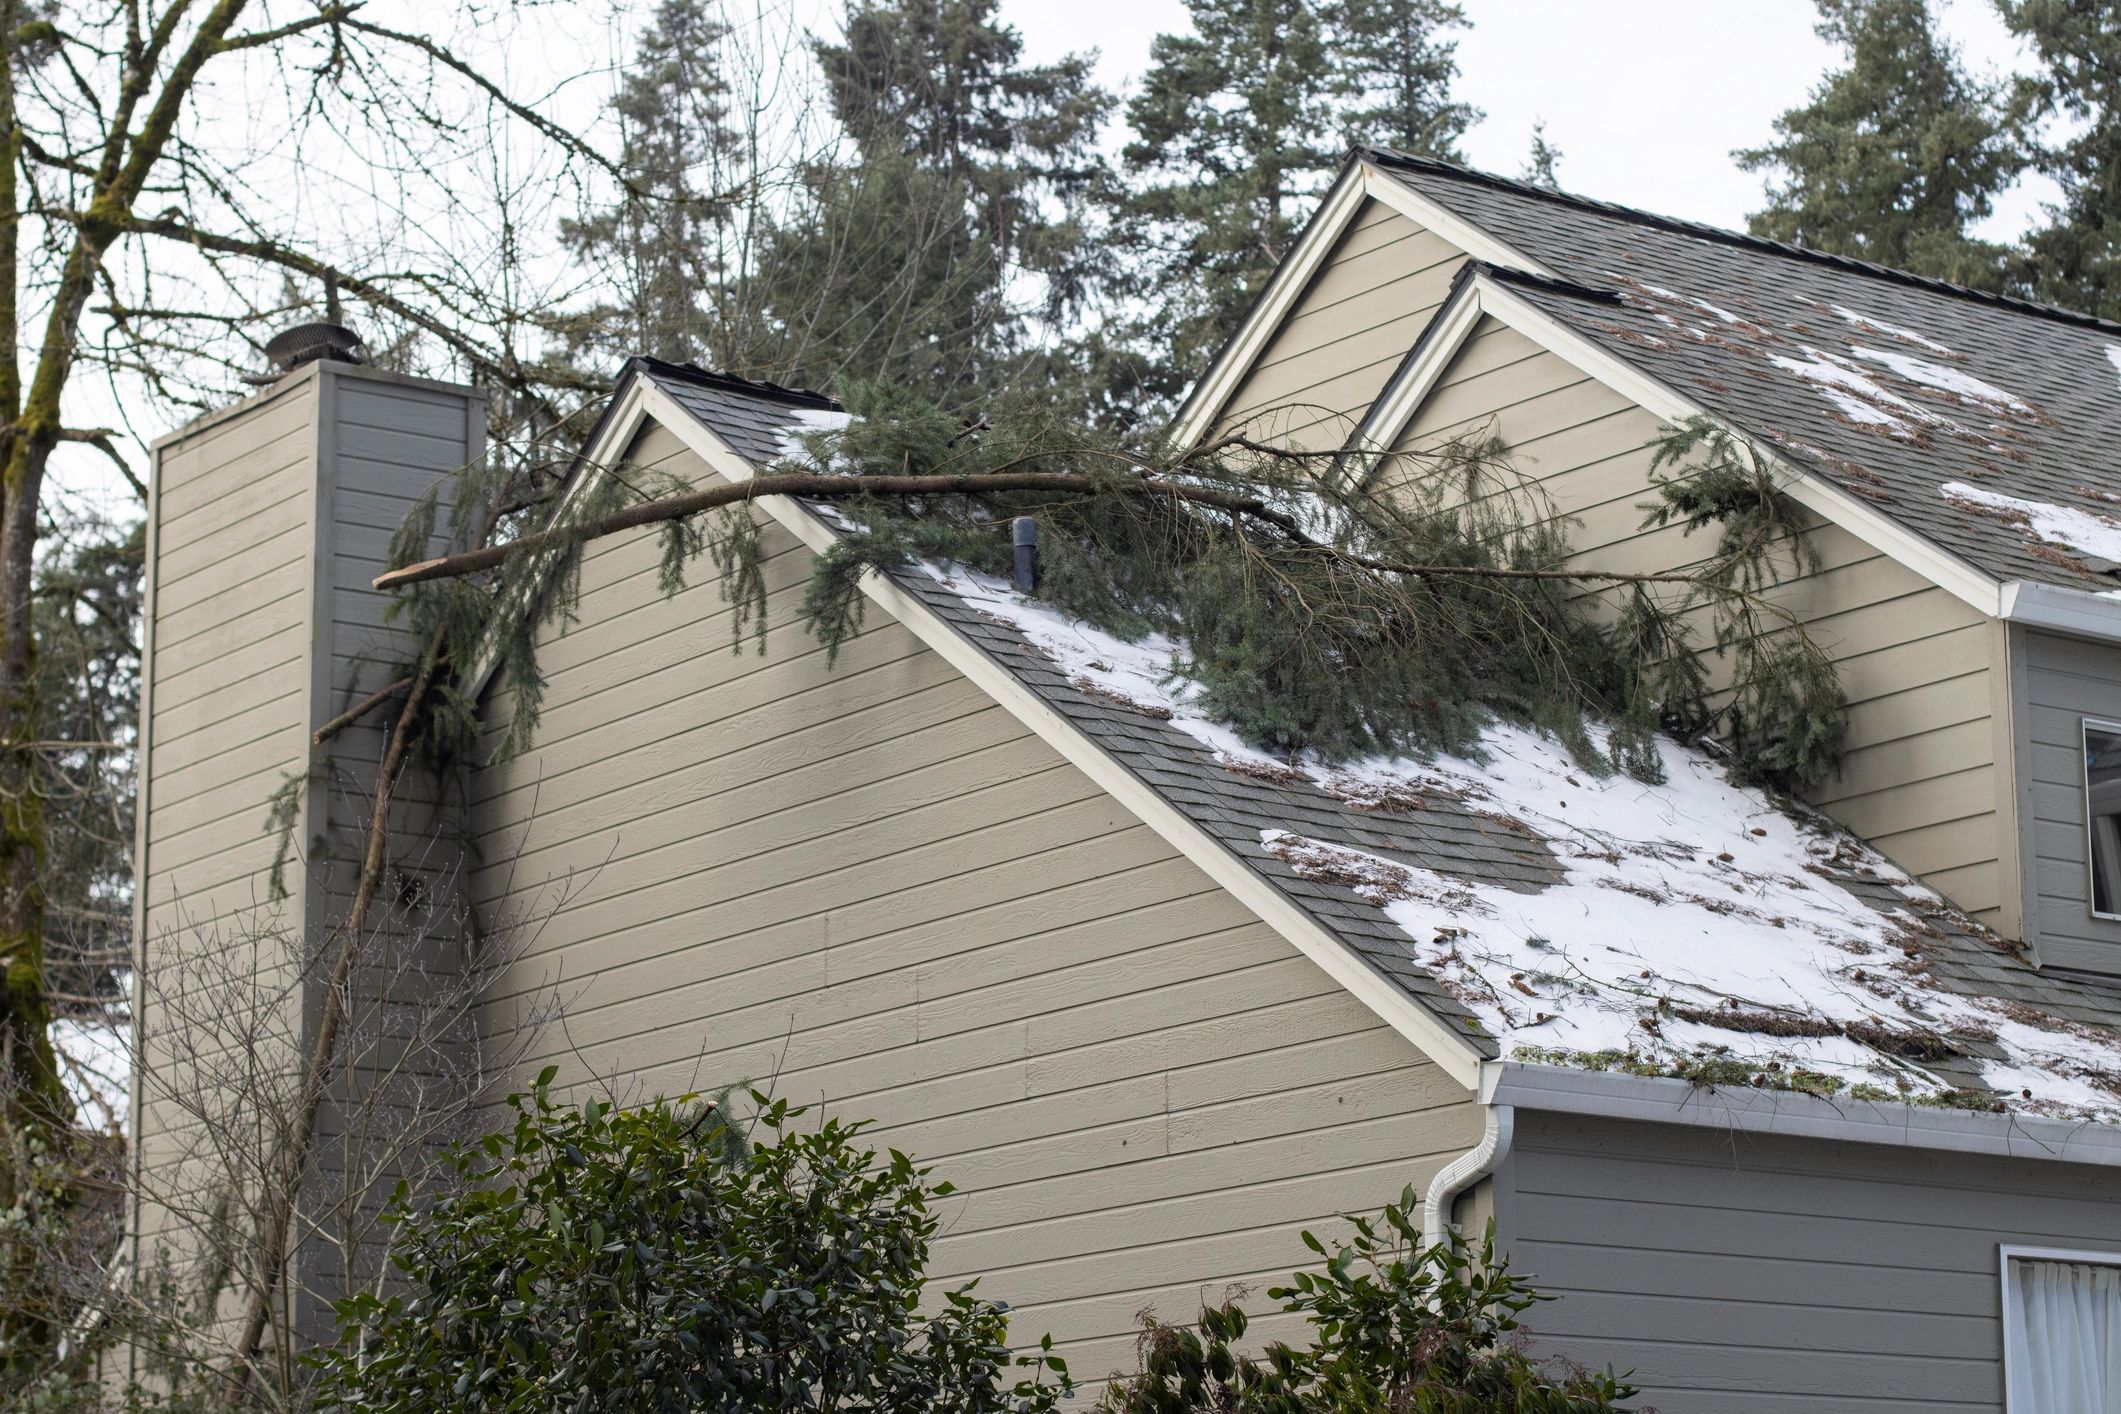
[129,151,2121,1410]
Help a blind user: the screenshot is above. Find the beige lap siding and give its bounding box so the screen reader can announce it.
[1386,318,2009,928]
[1214,199,1470,452]
[469,421,1480,1381]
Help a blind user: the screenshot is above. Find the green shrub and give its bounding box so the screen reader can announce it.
[310,1075,1068,1413]
[1098,1186,1635,1412]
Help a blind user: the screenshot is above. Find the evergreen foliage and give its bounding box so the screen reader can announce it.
[559,0,741,366]
[1998,0,2121,320]
[747,0,1111,402]
[1097,1189,1634,1411]
[1113,0,1341,408]
[1736,0,2025,288]
[1522,120,1564,191]
[1327,0,1480,159]
[407,389,1845,796]
[1112,0,1477,409]
[310,1077,1068,1413]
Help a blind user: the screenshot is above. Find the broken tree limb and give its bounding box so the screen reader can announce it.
[311,674,414,745]
[370,469,1712,594]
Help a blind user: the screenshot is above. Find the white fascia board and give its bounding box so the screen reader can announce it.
[1999,580,2121,645]
[1445,277,2005,618]
[637,382,1490,1090]
[1171,163,1372,450]
[1485,1060,2121,1168]
[1343,279,1484,470]
[462,372,657,701]
[1355,160,1556,278]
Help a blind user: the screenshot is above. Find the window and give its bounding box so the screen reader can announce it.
[2004,1247,2121,1413]
[2087,720,2121,920]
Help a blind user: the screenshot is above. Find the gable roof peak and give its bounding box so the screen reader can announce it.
[1363,146,2121,338]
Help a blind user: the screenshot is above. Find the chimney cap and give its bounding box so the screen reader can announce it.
[260,321,367,377]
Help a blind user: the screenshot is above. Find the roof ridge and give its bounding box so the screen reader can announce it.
[626,355,843,411]
[1363,147,2121,338]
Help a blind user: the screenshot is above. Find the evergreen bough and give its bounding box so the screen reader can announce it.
[385,388,1847,815]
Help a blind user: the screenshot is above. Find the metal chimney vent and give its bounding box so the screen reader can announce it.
[262,321,367,376]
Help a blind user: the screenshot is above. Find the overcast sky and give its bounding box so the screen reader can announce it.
[1003,0,2054,240]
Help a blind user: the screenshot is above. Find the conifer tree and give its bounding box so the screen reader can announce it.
[1523,119,1564,190]
[1737,0,2023,288]
[1113,0,1479,410]
[562,0,742,365]
[1329,0,1479,158]
[1113,0,1342,407]
[1998,0,2121,320]
[742,0,1110,405]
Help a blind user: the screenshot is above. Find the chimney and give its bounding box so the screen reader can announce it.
[128,351,486,1359]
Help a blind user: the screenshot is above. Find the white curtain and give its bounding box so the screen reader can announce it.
[2008,1258,2121,1414]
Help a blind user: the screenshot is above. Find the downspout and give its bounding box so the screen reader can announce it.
[1422,1102,1514,1249]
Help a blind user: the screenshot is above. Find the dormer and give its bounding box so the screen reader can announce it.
[1175,150,2121,977]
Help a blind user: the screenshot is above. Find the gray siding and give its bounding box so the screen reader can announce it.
[1501,1108,2121,1412]
[2017,628,2121,973]
[468,422,1480,1379]
[1215,199,1468,451]
[131,363,484,1358]
[1383,318,2011,928]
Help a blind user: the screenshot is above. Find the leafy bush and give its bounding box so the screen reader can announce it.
[311,1075,1068,1413]
[1098,1185,1634,1412]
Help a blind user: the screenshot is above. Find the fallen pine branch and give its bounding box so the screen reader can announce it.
[372,469,1708,594]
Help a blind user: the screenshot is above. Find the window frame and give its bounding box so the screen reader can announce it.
[2000,1243,2121,1414]
[2083,717,2121,922]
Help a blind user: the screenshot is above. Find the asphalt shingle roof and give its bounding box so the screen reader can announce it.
[644,363,2121,1097]
[1370,150,2121,593]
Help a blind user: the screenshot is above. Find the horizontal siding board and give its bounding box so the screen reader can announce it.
[469,432,1475,1377]
[2020,631,2121,969]
[1503,1110,2121,1409]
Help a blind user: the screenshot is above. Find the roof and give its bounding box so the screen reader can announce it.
[642,365,2121,1124]
[1363,151,2121,594]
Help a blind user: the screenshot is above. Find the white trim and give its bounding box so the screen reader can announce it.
[2083,716,2121,923]
[1171,164,1373,449]
[1343,281,1484,472]
[2001,581,2121,645]
[1354,271,2006,617]
[1355,160,1556,279]
[1487,1060,2121,1167]
[2000,1243,2121,1414]
[633,382,1490,1088]
[1170,157,1560,452]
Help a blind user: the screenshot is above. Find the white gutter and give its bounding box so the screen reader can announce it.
[1487,1061,2121,1168]
[1999,580,2121,645]
[1422,1101,1514,1248]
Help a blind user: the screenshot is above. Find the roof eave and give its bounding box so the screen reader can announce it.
[1486,1060,2121,1167]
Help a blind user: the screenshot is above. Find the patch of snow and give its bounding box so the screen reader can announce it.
[1770,346,1932,438]
[1642,283,1743,327]
[1831,304,1957,357]
[53,1018,128,1133]
[1941,481,2121,563]
[774,406,855,462]
[2106,346,2121,393]
[1851,346,2033,417]
[1259,724,2121,1119]
[932,568,2121,1120]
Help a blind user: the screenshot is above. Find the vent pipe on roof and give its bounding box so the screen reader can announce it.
[1012,516,1037,593]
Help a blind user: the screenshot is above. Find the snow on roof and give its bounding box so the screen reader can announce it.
[774,406,857,461]
[1832,303,1957,357]
[928,559,2121,1122]
[2107,346,2121,392]
[1941,481,2121,567]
